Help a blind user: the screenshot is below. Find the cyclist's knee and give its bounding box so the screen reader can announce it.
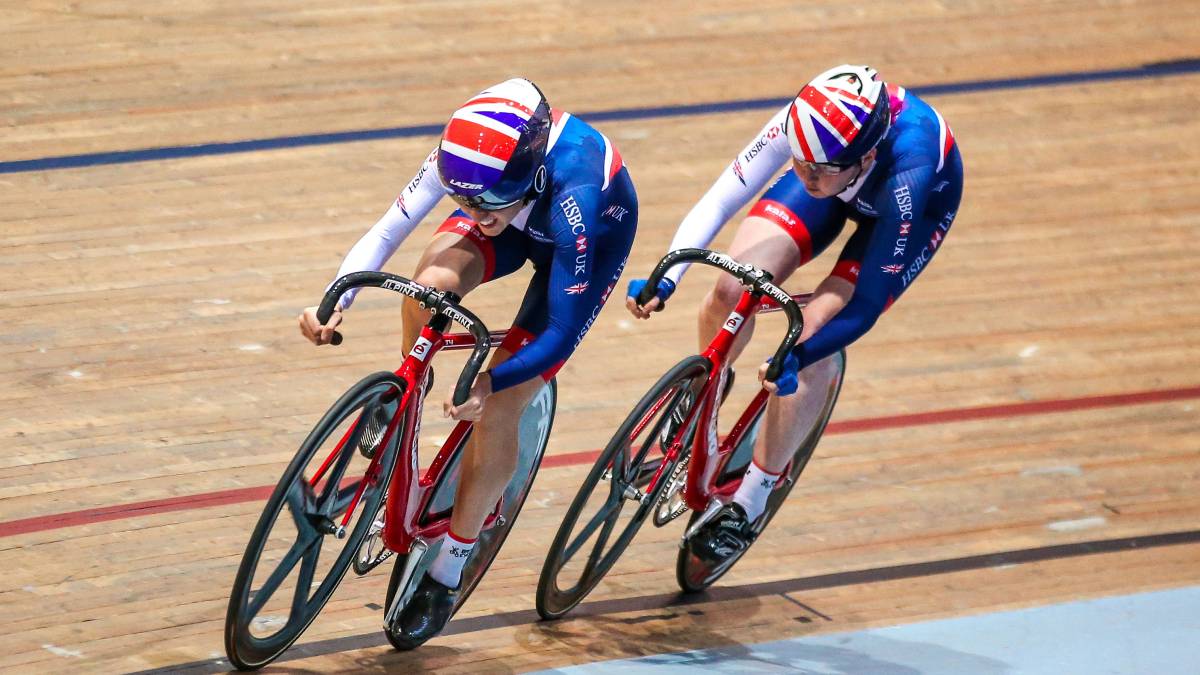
[413,266,470,296]
[704,276,745,315]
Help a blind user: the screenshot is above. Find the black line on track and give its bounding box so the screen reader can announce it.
[145,528,1200,674]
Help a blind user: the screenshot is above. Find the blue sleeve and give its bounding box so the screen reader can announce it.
[794,163,936,369]
[489,185,602,391]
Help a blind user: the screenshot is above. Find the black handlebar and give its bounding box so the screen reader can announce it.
[318,271,490,406]
[638,248,804,383]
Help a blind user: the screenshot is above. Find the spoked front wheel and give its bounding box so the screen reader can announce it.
[384,379,558,650]
[676,350,846,593]
[224,372,405,671]
[536,356,709,620]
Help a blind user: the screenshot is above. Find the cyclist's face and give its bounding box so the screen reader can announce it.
[461,200,526,235]
[792,148,877,197]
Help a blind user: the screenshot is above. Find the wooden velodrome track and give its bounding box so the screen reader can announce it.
[3,1,1199,672]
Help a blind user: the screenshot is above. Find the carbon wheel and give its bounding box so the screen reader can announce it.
[536,356,709,620]
[224,372,405,670]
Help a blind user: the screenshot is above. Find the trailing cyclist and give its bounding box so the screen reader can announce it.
[626,64,963,563]
[298,78,638,646]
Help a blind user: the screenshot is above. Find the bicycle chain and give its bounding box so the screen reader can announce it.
[654,455,691,526]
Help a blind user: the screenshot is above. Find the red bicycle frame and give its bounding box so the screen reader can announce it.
[379,326,510,552]
[309,270,514,556]
[680,292,810,511]
[631,248,810,515]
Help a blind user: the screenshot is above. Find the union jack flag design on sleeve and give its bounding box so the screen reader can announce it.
[787,66,885,164]
[564,282,589,295]
[439,80,544,195]
[881,263,905,274]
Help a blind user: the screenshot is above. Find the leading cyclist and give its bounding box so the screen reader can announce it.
[627,65,963,563]
[298,78,637,645]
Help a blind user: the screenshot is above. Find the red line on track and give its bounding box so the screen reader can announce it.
[5,385,1198,539]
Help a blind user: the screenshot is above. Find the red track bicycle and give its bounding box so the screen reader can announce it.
[224,271,556,669]
[536,249,844,618]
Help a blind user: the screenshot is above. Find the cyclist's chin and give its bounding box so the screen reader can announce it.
[478,221,508,237]
[804,185,831,198]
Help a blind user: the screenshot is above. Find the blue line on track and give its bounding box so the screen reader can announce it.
[3,59,1198,175]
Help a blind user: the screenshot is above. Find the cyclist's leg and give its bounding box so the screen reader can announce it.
[697,172,848,363]
[447,237,629,541]
[401,213,525,354]
[445,344,545,540]
[750,230,864,476]
[694,177,850,550]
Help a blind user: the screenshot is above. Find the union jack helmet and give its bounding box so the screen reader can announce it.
[437,78,552,210]
[785,65,891,166]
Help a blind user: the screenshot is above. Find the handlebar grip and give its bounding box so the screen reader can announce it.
[636,280,656,307]
[316,299,344,346]
[435,293,490,408]
[762,285,803,382]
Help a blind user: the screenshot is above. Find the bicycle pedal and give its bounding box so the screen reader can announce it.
[681,500,725,547]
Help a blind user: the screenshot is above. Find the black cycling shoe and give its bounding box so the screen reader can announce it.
[391,572,458,649]
[688,502,757,565]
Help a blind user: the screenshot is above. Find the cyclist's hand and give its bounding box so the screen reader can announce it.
[298,305,342,346]
[625,278,676,320]
[445,372,492,421]
[759,351,801,396]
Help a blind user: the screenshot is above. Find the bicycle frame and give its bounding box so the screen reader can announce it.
[379,325,510,553]
[309,270,514,556]
[649,291,812,512]
[631,249,811,516]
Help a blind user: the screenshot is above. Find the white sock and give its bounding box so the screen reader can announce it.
[732,460,783,522]
[428,530,476,589]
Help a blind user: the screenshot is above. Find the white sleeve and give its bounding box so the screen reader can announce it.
[664,104,793,285]
[331,149,446,310]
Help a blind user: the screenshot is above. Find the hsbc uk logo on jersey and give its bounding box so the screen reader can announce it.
[560,195,589,275]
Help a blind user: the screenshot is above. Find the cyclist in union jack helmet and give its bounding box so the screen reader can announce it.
[298,78,638,645]
[626,65,963,563]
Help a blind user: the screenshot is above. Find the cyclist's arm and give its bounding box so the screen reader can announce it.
[489,185,602,392]
[664,105,792,285]
[331,149,445,310]
[792,163,937,368]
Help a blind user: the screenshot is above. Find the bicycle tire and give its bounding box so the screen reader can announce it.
[224,371,405,671]
[536,356,710,620]
[676,350,846,593]
[384,378,557,650]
